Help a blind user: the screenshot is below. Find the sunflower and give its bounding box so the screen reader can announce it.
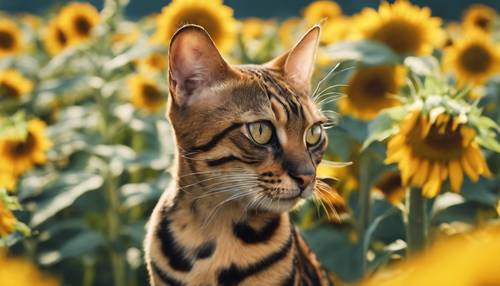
[443,31,500,85]
[153,0,237,53]
[385,111,491,198]
[352,0,444,55]
[43,19,69,56]
[361,226,500,286]
[0,199,16,237]
[136,53,168,73]
[0,70,33,99]
[278,17,302,48]
[303,1,342,25]
[241,18,276,41]
[462,4,497,34]
[317,163,358,193]
[0,119,52,176]
[321,16,351,45]
[128,75,165,112]
[338,65,406,120]
[0,19,23,58]
[372,171,406,205]
[57,2,100,43]
[0,253,60,286]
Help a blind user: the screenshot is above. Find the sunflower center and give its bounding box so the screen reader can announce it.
[141,84,163,103]
[459,44,491,73]
[363,77,388,98]
[174,8,221,45]
[375,172,402,194]
[74,16,92,36]
[0,82,20,97]
[475,17,490,30]
[9,133,36,157]
[407,119,464,161]
[372,20,421,54]
[57,28,68,45]
[0,30,15,50]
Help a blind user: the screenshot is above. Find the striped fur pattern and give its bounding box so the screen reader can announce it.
[145,24,334,286]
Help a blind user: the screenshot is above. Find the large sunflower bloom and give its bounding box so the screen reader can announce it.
[57,2,100,44]
[443,31,500,85]
[352,0,444,55]
[0,69,33,99]
[462,4,497,34]
[128,75,165,112]
[153,0,237,53]
[0,119,52,176]
[386,111,491,198]
[338,65,406,120]
[43,19,69,56]
[0,19,23,58]
[0,253,60,286]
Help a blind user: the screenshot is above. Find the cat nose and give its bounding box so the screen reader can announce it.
[289,171,314,190]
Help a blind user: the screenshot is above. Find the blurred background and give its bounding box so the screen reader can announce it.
[0,0,499,286]
[2,0,500,20]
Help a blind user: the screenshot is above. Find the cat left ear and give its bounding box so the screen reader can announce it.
[266,26,320,92]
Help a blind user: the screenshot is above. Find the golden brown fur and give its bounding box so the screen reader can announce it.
[145,24,333,286]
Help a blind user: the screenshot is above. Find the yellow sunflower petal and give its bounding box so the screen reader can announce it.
[448,160,463,192]
[461,154,479,182]
[422,162,442,197]
[411,159,429,186]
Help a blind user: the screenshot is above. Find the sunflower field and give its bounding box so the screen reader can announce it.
[0,0,499,285]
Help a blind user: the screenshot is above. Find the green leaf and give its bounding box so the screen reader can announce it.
[302,224,364,282]
[325,40,400,66]
[120,175,170,208]
[0,112,27,140]
[30,174,104,226]
[362,107,405,150]
[476,135,500,153]
[104,41,166,73]
[39,231,105,265]
[404,56,440,76]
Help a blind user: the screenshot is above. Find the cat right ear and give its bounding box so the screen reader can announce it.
[168,24,234,106]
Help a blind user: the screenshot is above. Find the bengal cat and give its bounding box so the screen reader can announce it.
[144,24,335,286]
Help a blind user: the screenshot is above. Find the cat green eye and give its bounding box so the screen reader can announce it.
[306,124,323,146]
[248,122,273,145]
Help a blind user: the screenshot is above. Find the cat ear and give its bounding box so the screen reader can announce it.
[266,25,320,92]
[168,24,233,105]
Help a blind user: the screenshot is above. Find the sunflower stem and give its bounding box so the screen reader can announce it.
[406,187,427,255]
[357,151,371,272]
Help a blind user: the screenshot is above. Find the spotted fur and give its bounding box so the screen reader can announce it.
[145,24,334,286]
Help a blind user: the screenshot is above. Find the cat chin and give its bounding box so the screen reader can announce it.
[248,197,303,213]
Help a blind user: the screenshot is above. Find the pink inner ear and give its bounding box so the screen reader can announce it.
[284,26,320,88]
[264,26,320,92]
[168,25,231,104]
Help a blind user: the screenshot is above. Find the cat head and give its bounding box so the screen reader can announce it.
[168,24,328,213]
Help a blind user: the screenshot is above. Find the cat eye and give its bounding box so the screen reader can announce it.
[305,124,323,146]
[248,122,273,145]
